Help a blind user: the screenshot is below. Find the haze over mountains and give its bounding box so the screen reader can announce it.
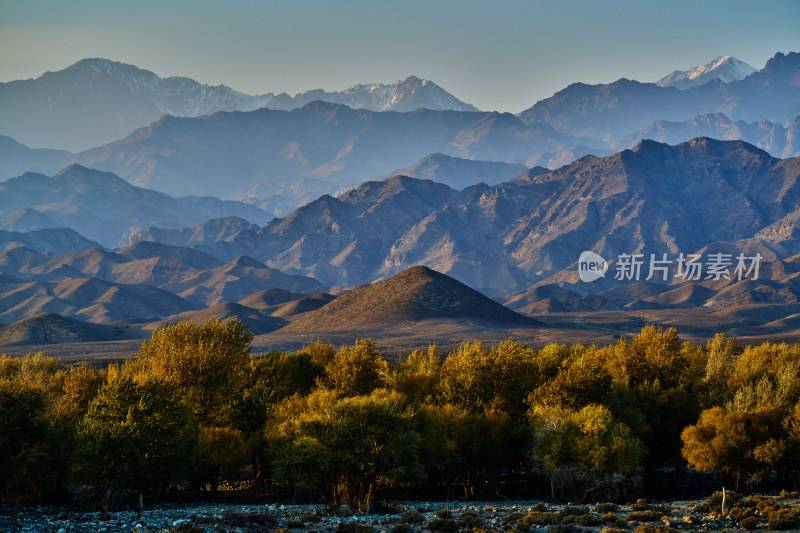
[3,52,800,348]
[0,59,479,151]
[519,52,800,144]
[0,164,272,247]
[72,103,587,200]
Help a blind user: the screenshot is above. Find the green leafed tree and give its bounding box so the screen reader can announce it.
[0,383,57,527]
[72,370,198,518]
[273,388,422,513]
[192,426,246,499]
[530,403,645,501]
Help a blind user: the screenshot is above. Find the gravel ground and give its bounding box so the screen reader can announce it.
[1,497,797,532]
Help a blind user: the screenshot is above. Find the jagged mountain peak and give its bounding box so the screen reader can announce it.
[268,75,480,113]
[656,55,757,89]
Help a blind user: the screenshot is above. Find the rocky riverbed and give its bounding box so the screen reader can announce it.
[2,493,799,532]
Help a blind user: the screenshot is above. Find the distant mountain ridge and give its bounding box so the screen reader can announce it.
[0,59,481,151]
[618,113,800,158]
[267,75,479,113]
[0,136,73,181]
[73,102,590,199]
[0,164,272,247]
[519,52,800,144]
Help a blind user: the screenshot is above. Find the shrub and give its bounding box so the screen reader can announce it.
[399,509,425,524]
[502,511,527,524]
[626,510,666,522]
[738,515,759,530]
[595,503,619,513]
[632,525,679,533]
[520,511,559,526]
[574,514,600,526]
[458,512,485,529]
[426,518,459,532]
[631,499,652,511]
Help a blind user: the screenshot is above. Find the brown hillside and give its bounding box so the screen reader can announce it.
[0,312,125,346]
[281,265,539,332]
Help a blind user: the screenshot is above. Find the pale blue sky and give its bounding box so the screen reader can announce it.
[1,0,798,112]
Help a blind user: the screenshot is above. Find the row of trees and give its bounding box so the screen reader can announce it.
[3,320,800,523]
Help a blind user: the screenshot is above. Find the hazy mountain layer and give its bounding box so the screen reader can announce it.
[74,102,590,199]
[519,52,800,144]
[0,59,480,151]
[0,165,272,247]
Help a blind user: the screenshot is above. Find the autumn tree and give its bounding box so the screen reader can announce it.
[439,339,538,418]
[392,344,442,405]
[134,319,253,423]
[272,389,422,513]
[530,403,645,501]
[681,406,786,489]
[323,339,388,397]
[223,350,324,434]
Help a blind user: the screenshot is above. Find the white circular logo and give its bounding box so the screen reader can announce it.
[578,251,608,282]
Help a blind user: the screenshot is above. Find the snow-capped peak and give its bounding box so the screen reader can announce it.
[265,75,480,113]
[656,56,757,89]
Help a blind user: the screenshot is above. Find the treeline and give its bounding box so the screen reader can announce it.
[2,320,800,524]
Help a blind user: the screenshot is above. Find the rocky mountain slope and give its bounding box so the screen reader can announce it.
[123,139,800,298]
[0,242,327,308]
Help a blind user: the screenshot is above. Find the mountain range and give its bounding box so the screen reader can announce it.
[519,52,800,144]
[0,164,273,247]
[124,138,800,298]
[73,102,589,199]
[0,59,479,151]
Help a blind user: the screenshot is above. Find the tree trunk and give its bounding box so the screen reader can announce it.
[10,499,19,527]
[365,482,375,514]
[100,488,110,521]
[550,476,556,500]
[137,490,144,519]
